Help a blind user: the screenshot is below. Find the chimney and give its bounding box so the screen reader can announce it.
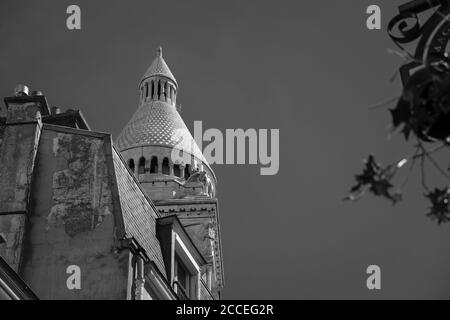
[0,85,48,271]
[4,85,50,124]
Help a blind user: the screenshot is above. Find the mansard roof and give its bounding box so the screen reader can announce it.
[111,145,168,274]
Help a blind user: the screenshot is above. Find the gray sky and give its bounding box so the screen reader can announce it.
[1,0,450,299]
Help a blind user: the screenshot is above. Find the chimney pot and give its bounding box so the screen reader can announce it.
[31,90,43,96]
[14,84,29,97]
[51,107,61,115]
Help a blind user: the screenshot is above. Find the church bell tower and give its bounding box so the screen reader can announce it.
[116,47,224,298]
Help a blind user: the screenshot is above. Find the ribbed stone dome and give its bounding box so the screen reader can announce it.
[115,100,206,163]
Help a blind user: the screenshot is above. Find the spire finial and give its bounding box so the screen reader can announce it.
[157,46,162,57]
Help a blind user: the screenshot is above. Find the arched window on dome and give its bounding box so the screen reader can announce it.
[150,156,158,173]
[128,159,135,173]
[162,157,170,175]
[164,81,168,101]
[157,80,161,100]
[138,157,146,174]
[184,164,191,179]
[151,81,155,100]
[145,82,149,99]
[173,164,181,177]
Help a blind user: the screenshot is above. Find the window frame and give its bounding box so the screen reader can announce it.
[173,233,200,300]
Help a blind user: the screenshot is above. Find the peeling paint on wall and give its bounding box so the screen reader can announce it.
[19,129,130,299]
[46,133,113,237]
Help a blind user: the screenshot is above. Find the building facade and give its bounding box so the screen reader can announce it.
[0,47,224,300]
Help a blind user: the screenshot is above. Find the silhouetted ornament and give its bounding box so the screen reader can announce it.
[390,66,450,142]
[425,187,450,225]
[387,1,450,143]
[346,155,402,204]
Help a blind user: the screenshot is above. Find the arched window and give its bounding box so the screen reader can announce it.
[164,81,168,100]
[184,164,191,179]
[151,81,155,99]
[150,156,158,173]
[162,157,170,175]
[157,80,162,100]
[145,82,149,98]
[138,157,146,174]
[174,164,181,177]
[128,159,135,173]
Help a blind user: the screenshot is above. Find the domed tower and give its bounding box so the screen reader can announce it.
[116,46,216,200]
[116,47,224,297]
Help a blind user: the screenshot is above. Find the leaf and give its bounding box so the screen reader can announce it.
[390,99,411,128]
[425,187,450,225]
[346,155,401,204]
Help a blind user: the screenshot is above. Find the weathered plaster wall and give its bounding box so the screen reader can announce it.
[0,117,41,271]
[20,129,130,299]
[0,123,41,213]
[0,215,26,272]
[0,122,5,147]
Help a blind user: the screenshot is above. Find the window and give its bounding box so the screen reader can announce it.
[163,81,167,100]
[156,216,204,301]
[157,80,161,100]
[162,157,170,175]
[172,234,200,300]
[150,156,158,173]
[128,159,135,173]
[138,157,146,174]
[151,81,155,99]
[173,164,181,177]
[175,257,191,299]
[184,164,191,179]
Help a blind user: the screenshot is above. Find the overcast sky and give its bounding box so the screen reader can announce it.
[1,0,450,299]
